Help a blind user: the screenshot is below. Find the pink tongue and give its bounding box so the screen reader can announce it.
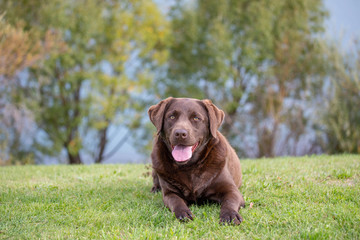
[172,145,193,162]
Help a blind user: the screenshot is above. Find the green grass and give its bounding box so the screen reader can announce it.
[1,155,359,239]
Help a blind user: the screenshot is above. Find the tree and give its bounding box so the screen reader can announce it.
[163,0,328,157]
[320,41,360,154]
[0,14,62,165]
[1,0,169,164]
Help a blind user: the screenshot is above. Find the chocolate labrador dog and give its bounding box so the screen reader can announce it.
[148,97,245,225]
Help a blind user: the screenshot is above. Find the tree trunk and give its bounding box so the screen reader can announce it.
[67,151,82,164]
[257,122,278,158]
[95,126,108,163]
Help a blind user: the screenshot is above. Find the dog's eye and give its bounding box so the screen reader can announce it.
[169,115,175,120]
[193,117,200,121]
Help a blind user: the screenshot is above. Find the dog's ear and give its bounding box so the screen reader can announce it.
[202,99,224,139]
[148,97,174,135]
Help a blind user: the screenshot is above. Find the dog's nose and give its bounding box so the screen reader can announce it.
[174,129,188,139]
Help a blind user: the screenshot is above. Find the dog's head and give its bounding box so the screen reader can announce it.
[148,97,224,164]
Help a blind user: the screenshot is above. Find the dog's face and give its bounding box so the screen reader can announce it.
[163,99,209,163]
[148,97,224,165]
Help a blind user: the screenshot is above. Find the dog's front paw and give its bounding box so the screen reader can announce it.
[174,208,194,222]
[219,210,243,225]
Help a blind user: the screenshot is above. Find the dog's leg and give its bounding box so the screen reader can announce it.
[163,191,193,221]
[219,187,245,225]
[151,171,161,193]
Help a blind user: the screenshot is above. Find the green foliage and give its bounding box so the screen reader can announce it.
[0,0,169,163]
[163,0,329,157]
[0,13,63,165]
[1,155,359,238]
[1,0,359,163]
[321,42,360,154]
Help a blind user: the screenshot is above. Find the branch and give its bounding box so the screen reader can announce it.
[101,129,131,161]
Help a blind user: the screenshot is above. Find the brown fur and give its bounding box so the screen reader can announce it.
[148,97,245,225]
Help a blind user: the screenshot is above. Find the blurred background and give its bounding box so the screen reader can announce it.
[0,0,359,165]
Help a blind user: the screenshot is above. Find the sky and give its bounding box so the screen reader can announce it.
[324,0,360,49]
[105,0,360,164]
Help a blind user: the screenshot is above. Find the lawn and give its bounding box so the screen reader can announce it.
[1,155,359,239]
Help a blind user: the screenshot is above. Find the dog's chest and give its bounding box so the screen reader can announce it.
[175,170,217,202]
